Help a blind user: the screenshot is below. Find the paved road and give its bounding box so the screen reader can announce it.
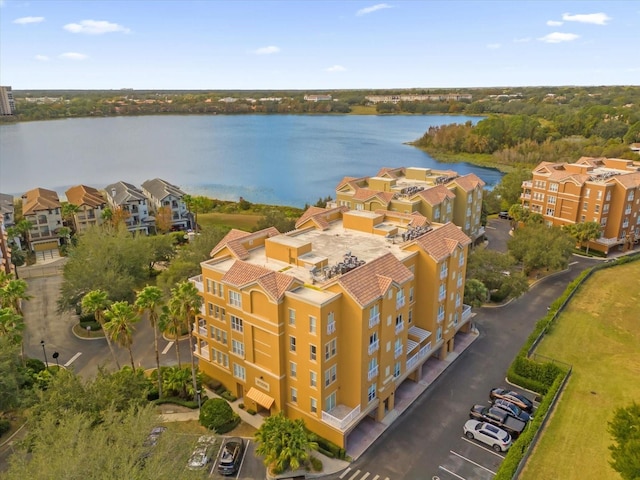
[325,256,601,480]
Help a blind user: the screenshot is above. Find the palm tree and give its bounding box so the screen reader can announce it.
[0,278,33,317]
[135,286,164,398]
[104,301,140,370]
[61,203,80,234]
[169,281,203,401]
[81,289,120,369]
[162,365,193,399]
[14,219,33,252]
[0,307,26,360]
[159,304,183,368]
[255,413,318,472]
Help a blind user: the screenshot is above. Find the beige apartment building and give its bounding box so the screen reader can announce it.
[521,157,640,254]
[0,86,16,115]
[334,166,485,242]
[65,185,107,232]
[21,188,63,261]
[191,206,473,448]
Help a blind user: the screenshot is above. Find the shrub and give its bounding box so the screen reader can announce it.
[216,414,241,434]
[199,398,235,431]
[310,455,323,471]
[201,373,222,392]
[238,403,245,409]
[315,436,344,459]
[247,409,256,415]
[78,320,102,331]
[25,358,46,373]
[220,390,237,402]
[154,397,198,409]
[0,419,10,437]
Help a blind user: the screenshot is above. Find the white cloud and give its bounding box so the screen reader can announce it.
[539,32,580,43]
[63,19,130,35]
[35,55,50,61]
[562,12,611,25]
[514,37,531,43]
[13,16,45,24]
[326,65,346,72]
[546,20,563,26]
[253,45,280,55]
[487,43,501,49]
[59,52,88,60]
[356,3,392,16]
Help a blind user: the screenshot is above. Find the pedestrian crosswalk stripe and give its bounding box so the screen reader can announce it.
[339,467,351,479]
[348,470,361,480]
[361,473,370,480]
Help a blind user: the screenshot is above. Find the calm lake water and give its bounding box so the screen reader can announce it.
[0,115,502,207]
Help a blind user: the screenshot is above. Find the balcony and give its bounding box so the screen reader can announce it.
[406,342,432,371]
[396,296,405,309]
[438,291,446,302]
[367,365,379,381]
[368,340,379,355]
[368,313,380,328]
[322,404,361,431]
[395,321,404,335]
[522,181,532,188]
[440,268,448,280]
[327,321,336,335]
[521,193,531,199]
[194,344,210,361]
[461,304,473,323]
[394,345,403,359]
[190,274,204,292]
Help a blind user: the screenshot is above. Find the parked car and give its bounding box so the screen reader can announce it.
[143,426,167,447]
[187,435,216,471]
[498,211,513,220]
[217,437,245,476]
[469,404,526,438]
[493,398,532,422]
[463,420,513,452]
[489,388,535,413]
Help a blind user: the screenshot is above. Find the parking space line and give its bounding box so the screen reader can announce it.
[64,352,82,367]
[438,465,466,479]
[162,341,174,354]
[460,436,506,458]
[236,439,250,477]
[348,470,361,480]
[450,450,497,475]
[339,467,351,478]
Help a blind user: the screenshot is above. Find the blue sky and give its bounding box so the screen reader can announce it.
[1,0,638,90]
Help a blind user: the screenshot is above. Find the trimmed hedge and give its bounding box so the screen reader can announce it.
[220,390,237,402]
[154,397,199,409]
[315,436,346,460]
[216,414,241,434]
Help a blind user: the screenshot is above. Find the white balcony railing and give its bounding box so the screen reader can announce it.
[439,291,446,302]
[190,274,204,292]
[367,365,379,381]
[396,297,405,309]
[327,321,336,335]
[522,181,532,188]
[394,345,403,359]
[395,321,404,335]
[437,311,445,323]
[406,342,432,370]
[322,405,361,431]
[461,304,473,322]
[440,268,448,280]
[368,313,380,328]
[368,340,379,355]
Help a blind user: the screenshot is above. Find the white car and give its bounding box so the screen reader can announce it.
[463,420,512,452]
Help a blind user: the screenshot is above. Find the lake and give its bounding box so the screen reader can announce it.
[0,115,502,207]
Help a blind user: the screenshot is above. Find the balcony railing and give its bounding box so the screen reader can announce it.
[461,304,473,322]
[406,342,432,370]
[437,311,445,323]
[367,365,379,381]
[194,345,210,361]
[440,268,448,280]
[368,313,380,328]
[396,297,405,309]
[190,274,204,292]
[395,321,404,335]
[322,404,361,431]
[439,291,446,302]
[327,322,336,335]
[368,340,379,355]
[522,181,532,188]
[394,345,403,359]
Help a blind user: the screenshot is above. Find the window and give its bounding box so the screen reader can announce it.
[206,279,214,294]
[409,287,414,302]
[290,336,296,352]
[211,327,228,345]
[439,284,446,301]
[394,361,401,378]
[291,388,297,403]
[327,311,335,334]
[408,309,413,324]
[325,338,337,360]
[583,202,588,211]
[290,362,297,378]
[549,182,558,192]
[310,344,317,361]
[606,191,611,201]
[585,188,590,198]
[231,340,244,357]
[368,358,378,380]
[326,392,336,411]
[229,291,242,308]
[208,302,214,316]
[604,203,610,213]
[369,305,380,328]
[548,196,556,205]
[212,348,229,367]
[214,305,220,318]
[309,315,317,334]
[218,283,224,298]
[395,314,404,334]
[367,383,376,402]
[233,363,245,381]
[310,371,317,388]
[289,308,296,326]
[546,208,555,216]
[437,326,442,341]
[310,397,318,413]
[597,190,602,200]
[368,332,379,354]
[595,204,600,213]
[230,315,243,333]
[325,365,337,387]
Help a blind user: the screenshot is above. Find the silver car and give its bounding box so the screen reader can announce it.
[463,420,512,452]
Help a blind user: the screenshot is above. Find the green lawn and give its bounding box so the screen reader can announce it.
[197,212,262,231]
[520,261,640,480]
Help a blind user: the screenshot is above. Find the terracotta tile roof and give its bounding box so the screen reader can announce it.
[413,222,471,262]
[417,184,456,205]
[210,227,280,259]
[548,171,589,184]
[222,260,295,301]
[295,207,326,228]
[65,185,106,208]
[352,188,394,204]
[373,210,430,227]
[375,167,405,178]
[337,252,413,307]
[294,206,347,230]
[335,176,360,190]
[449,173,485,191]
[22,188,61,215]
[613,171,640,188]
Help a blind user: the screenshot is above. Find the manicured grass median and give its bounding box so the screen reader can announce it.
[520,261,640,480]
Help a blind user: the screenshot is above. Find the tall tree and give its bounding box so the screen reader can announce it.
[155,205,173,234]
[0,307,25,359]
[169,281,202,401]
[564,221,602,254]
[61,203,80,233]
[13,219,33,252]
[608,402,640,480]
[159,304,183,368]
[81,290,120,369]
[508,223,575,275]
[104,301,140,370]
[135,286,165,398]
[0,278,33,317]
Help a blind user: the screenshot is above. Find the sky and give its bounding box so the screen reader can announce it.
[1,0,639,90]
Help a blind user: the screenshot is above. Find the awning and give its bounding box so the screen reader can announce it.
[246,387,275,410]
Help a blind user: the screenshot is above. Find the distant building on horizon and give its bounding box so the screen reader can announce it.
[0,86,16,115]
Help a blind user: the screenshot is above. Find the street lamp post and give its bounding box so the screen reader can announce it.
[40,340,49,368]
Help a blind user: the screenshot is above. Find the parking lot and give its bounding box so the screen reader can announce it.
[207,438,261,480]
[436,390,538,480]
